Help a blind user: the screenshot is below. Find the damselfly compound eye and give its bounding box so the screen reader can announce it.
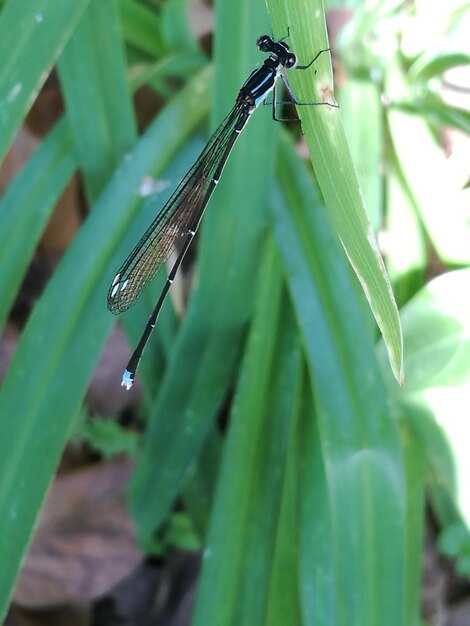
[285,53,297,69]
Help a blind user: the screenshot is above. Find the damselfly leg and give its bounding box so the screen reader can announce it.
[265,48,338,121]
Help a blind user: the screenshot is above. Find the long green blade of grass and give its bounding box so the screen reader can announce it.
[0,120,75,331]
[0,0,91,163]
[339,80,383,233]
[298,383,337,623]
[58,0,137,203]
[118,0,164,58]
[386,57,470,265]
[264,366,305,626]
[385,158,427,307]
[266,0,404,385]
[401,420,426,626]
[192,239,303,626]
[272,131,407,625]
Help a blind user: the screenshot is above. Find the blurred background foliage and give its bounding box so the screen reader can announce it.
[0,0,469,624]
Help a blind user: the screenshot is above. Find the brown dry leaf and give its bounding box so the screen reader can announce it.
[0,126,39,196]
[1,76,81,258]
[0,323,19,386]
[38,175,82,254]
[13,457,141,609]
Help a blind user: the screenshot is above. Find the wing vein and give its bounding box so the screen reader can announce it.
[107,102,246,314]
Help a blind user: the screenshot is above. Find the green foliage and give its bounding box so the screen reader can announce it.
[78,415,139,458]
[439,522,470,576]
[0,0,469,623]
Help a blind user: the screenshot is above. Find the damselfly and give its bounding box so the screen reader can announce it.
[108,34,336,389]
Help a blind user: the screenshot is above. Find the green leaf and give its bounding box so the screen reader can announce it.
[378,270,470,552]
[162,511,201,551]
[385,159,427,307]
[338,79,383,232]
[298,381,338,623]
[439,522,470,559]
[0,120,76,331]
[79,417,139,458]
[182,428,223,540]
[401,421,426,626]
[266,0,404,385]
[118,0,164,58]
[272,130,407,626]
[410,51,470,80]
[386,58,470,264]
[192,239,303,626]
[407,2,470,79]
[0,0,91,163]
[379,269,470,394]
[264,371,304,626]
[161,0,200,52]
[129,50,207,94]
[392,95,470,137]
[58,0,137,203]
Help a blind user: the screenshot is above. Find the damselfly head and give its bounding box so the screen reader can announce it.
[256,35,298,70]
